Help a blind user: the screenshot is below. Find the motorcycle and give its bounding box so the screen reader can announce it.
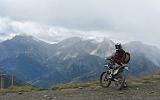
[100,57,129,90]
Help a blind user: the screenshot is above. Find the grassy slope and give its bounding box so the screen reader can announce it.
[0,73,160,93]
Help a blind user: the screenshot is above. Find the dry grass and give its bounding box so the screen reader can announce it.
[1,73,160,93]
[127,74,160,85]
[0,86,45,94]
[52,74,160,90]
[52,81,100,91]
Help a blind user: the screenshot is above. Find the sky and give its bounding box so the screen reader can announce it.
[0,0,160,47]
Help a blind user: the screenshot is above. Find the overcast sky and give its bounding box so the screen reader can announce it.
[0,0,160,47]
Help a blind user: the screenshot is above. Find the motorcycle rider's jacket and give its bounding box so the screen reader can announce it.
[114,49,126,66]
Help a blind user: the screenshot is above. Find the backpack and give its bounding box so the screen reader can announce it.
[124,52,130,64]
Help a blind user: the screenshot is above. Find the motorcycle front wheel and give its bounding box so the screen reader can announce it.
[100,72,111,88]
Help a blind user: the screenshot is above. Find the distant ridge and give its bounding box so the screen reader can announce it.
[0,35,159,88]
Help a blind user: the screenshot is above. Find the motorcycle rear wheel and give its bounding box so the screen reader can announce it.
[114,73,125,90]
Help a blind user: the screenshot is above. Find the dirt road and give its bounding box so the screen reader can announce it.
[0,81,160,100]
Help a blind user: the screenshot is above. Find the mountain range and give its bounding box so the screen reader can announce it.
[0,35,159,88]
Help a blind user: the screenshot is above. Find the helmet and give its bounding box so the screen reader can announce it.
[115,43,122,50]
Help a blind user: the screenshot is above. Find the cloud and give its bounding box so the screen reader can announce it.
[0,0,160,32]
[0,17,111,43]
[0,33,16,42]
[0,0,160,47]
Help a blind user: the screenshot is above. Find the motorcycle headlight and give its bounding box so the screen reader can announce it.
[125,67,129,71]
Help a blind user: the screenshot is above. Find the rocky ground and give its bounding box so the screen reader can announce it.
[0,80,160,100]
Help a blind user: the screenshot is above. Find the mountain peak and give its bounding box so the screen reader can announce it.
[58,37,83,46]
[4,35,46,45]
[12,35,34,40]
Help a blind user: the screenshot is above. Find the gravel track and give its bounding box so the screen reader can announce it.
[0,82,160,100]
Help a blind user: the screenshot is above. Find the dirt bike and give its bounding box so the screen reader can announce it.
[100,57,129,90]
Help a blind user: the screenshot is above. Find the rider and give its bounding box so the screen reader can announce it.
[107,43,126,78]
[114,43,126,66]
[114,43,128,87]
